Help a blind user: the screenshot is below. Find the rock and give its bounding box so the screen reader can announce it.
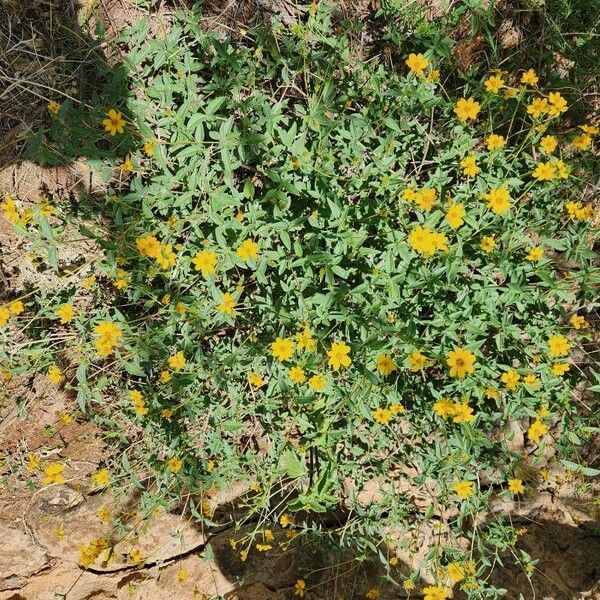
[0,524,48,591]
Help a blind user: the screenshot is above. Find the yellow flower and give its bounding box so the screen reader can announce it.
[403,579,416,591]
[83,275,96,288]
[372,407,393,425]
[405,52,429,76]
[570,315,588,330]
[548,335,570,358]
[572,133,592,150]
[27,453,41,474]
[460,155,480,177]
[48,364,64,385]
[523,374,539,386]
[288,366,306,384]
[56,303,75,324]
[296,327,316,351]
[433,397,455,418]
[248,372,266,387]
[327,341,352,371]
[452,480,474,499]
[547,91,568,117]
[487,134,506,151]
[422,586,448,600]
[501,369,520,391]
[0,306,10,327]
[159,370,172,383]
[452,401,475,423]
[447,561,465,582]
[120,158,133,172]
[446,347,476,378]
[136,235,161,259]
[413,188,437,212]
[526,246,544,261]
[255,543,272,552]
[554,159,570,179]
[236,238,259,261]
[167,456,183,473]
[532,161,556,181]
[294,579,306,597]
[61,413,74,425]
[279,513,294,528]
[48,100,61,114]
[480,236,496,253]
[92,468,110,487]
[454,97,481,122]
[168,351,186,371]
[526,97,548,119]
[551,362,570,376]
[143,141,155,157]
[407,225,448,257]
[503,87,518,99]
[129,390,148,416]
[375,353,396,376]
[365,588,380,600]
[484,187,511,215]
[309,374,327,391]
[271,337,295,362]
[484,74,504,93]
[175,302,187,315]
[192,250,218,276]
[427,69,440,82]
[93,321,122,357]
[102,109,126,136]
[528,419,548,444]
[43,463,65,485]
[390,403,404,414]
[129,548,144,564]
[521,69,539,85]
[156,243,176,269]
[485,387,499,399]
[9,300,24,315]
[539,135,557,154]
[445,202,466,228]
[408,350,427,372]
[508,478,524,494]
[217,292,237,317]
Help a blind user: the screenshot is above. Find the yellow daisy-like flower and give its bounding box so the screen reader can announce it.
[548,335,570,358]
[405,52,429,76]
[570,315,588,330]
[526,97,548,119]
[407,350,427,372]
[56,303,75,324]
[93,321,122,357]
[423,586,448,600]
[294,579,306,597]
[327,341,352,371]
[445,202,466,229]
[43,463,65,485]
[484,74,504,93]
[236,238,259,261]
[375,353,396,376]
[9,300,24,315]
[486,134,506,151]
[143,141,155,157]
[271,337,295,362]
[309,374,327,391]
[526,246,544,261]
[217,292,237,317]
[484,187,511,215]
[248,372,266,387]
[296,327,316,352]
[507,478,525,494]
[528,419,548,444]
[454,97,481,122]
[372,407,393,425]
[521,69,539,85]
[102,109,126,136]
[501,369,520,391]
[192,250,217,276]
[572,133,592,150]
[551,362,570,376]
[547,91,568,117]
[92,468,111,487]
[452,480,474,499]
[480,236,496,253]
[539,135,558,154]
[48,364,64,385]
[460,155,480,177]
[532,161,556,181]
[446,347,476,378]
[166,456,183,473]
[48,100,61,114]
[288,366,306,384]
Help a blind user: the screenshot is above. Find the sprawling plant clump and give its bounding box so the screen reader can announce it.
[2,3,598,596]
